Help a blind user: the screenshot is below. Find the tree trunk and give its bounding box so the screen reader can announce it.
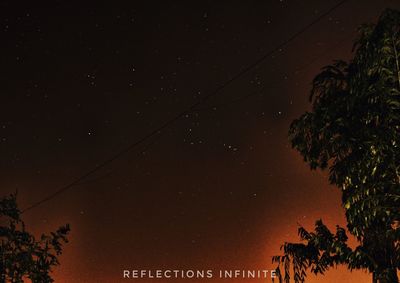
[374,268,399,283]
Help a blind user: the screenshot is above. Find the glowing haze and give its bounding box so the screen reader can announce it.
[1,1,399,282]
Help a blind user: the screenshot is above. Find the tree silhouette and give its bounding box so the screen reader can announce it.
[0,194,70,283]
[273,9,400,283]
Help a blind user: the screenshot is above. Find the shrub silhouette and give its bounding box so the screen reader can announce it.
[0,194,70,283]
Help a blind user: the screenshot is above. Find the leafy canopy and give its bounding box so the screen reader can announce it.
[273,8,400,283]
[0,194,70,283]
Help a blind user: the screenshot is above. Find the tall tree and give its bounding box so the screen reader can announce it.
[273,9,400,283]
[0,194,70,283]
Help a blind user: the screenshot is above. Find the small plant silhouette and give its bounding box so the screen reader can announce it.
[0,194,70,283]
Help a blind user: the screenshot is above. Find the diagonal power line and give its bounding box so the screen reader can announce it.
[195,30,355,112]
[22,0,350,213]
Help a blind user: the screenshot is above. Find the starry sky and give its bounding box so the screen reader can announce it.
[2,1,400,283]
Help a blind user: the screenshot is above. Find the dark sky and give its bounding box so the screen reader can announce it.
[2,1,400,282]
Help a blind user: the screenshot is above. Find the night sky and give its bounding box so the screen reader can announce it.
[2,1,400,283]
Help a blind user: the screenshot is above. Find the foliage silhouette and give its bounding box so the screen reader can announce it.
[273,8,400,283]
[0,194,70,282]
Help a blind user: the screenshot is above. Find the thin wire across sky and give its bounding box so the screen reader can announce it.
[22,0,350,213]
